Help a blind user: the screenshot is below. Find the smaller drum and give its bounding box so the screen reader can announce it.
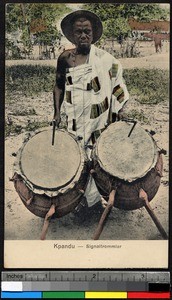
[12,128,89,218]
[92,121,163,210]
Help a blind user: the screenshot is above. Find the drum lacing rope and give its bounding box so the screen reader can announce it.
[107,59,114,125]
[72,55,79,139]
[82,55,90,148]
[72,51,89,148]
[82,62,87,147]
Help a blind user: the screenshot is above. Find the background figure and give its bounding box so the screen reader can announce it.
[154,35,162,53]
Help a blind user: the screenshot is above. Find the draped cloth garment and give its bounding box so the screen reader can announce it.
[60,45,129,206]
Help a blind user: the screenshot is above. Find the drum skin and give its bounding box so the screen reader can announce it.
[13,167,88,218]
[92,155,162,210]
[12,129,89,219]
[91,121,163,210]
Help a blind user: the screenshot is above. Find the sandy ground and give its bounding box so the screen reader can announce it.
[5,50,169,240]
[6,52,170,71]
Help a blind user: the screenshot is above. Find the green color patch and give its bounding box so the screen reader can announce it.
[43,291,85,298]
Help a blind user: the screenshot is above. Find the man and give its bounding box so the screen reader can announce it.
[53,10,129,212]
[154,34,162,53]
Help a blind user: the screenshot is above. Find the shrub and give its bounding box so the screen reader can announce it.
[127,109,150,124]
[6,64,56,96]
[5,120,49,137]
[123,68,169,104]
[11,108,37,116]
[5,65,169,105]
[25,121,49,132]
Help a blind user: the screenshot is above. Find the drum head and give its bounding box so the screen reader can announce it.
[20,130,81,190]
[95,121,158,182]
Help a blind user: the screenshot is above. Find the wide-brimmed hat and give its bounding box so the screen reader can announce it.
[61,10,103,44]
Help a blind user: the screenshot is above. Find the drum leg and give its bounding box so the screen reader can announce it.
[93,190,116,240]
[40,204,56,240]
[139,188,168,240]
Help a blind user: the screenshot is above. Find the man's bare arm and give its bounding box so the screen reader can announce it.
[53,84,64,124]
[53,51,70,123]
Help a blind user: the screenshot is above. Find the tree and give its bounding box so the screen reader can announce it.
[6,4,32,58]
[120,4,169,21]
[6,4,24,33]
[103,17,131,40]
[5,3,71,58]
[84,3,169,41]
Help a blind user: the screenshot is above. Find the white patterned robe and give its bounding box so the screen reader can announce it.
[61,45,129,206]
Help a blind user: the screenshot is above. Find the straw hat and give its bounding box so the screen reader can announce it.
[61,10,103,44]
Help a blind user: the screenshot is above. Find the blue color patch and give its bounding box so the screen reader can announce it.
[1,292,42,298]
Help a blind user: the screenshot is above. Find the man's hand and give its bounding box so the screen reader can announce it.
[118,111,128,121]
[53,113,61,127]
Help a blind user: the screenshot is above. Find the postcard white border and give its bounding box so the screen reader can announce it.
[4,240,168,269]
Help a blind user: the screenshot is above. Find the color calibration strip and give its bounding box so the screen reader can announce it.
[1,272,170,298]
[1,282,171,299]
[1,291,170,299]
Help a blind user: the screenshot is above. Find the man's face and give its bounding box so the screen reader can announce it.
[73,18,93,53]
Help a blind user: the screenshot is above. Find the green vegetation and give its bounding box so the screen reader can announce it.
[6,65,169,104]
[127,110,150,124]
[5,124,23,136]
[5,65,169,136]
[5,120,49,137]
[84,3,169,22]
[6,3,71,57]
[123,68,169,104]
[25,120,49,131]
[84,3,169,41]
[11,108,37,116]
[6,64,56,97]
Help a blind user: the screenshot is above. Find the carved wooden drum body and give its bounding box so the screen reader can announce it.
[13,128,89,218]
[92,121,163,210]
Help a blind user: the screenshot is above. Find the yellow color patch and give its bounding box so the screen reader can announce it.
[85,292,127,299]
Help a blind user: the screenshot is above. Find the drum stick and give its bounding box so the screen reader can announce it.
[93,189,116,240]
[139,189,168,240]
[128,120,137,137]
[52,120,56,146]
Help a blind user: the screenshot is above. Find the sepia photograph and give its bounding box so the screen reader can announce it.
[4,2,169,268]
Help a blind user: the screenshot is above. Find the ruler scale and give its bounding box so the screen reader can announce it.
[1,271,171,299]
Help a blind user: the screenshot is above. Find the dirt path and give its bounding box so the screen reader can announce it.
[5,52,169,240]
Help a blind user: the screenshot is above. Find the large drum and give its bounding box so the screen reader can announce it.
[91,121,163,210]
[12,128,89,218]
